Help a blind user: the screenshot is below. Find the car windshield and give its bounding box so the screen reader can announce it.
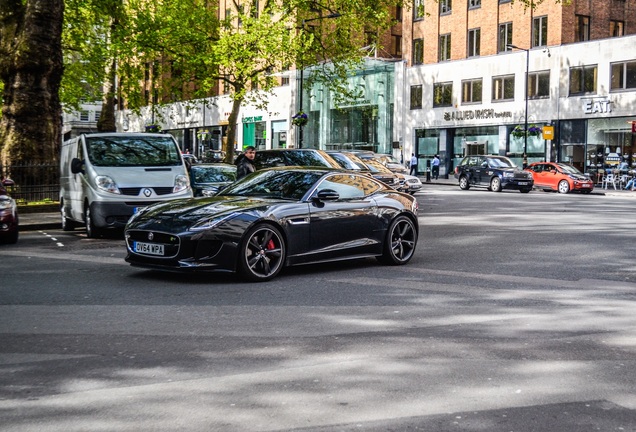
[487,157,516,168]
[557,164,582,174]
[364,159,393,174]
[329,153,368,171]
[284,150,341,168]
[86,136,182,167]
[191,166,236,183]
[221,170,324,200]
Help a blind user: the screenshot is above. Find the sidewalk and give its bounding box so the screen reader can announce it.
[15,178,635,232]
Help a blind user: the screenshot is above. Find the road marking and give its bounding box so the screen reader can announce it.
[0,250,125,265]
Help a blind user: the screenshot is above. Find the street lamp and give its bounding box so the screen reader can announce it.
[507,43,529,168]
[296,12,341,148]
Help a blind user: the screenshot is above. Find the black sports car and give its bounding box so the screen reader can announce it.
[125,167,419,281]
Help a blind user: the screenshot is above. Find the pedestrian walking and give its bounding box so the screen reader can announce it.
[235,146,256,180]
[432,154,440,180]
[409,153,418,176]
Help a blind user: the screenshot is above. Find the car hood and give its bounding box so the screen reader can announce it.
[127,195,287,232]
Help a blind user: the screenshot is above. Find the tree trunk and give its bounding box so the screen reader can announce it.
[97,58,117,132]
[0,0,64,183]
[223,96,243,164]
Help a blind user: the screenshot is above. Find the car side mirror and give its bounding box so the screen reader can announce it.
[71,158,84,174]
[314,189,340,201]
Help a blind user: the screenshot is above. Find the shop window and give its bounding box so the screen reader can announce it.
[492,75,515,101]
[610,20,624,37]
[410,85,423,109]
[433,82,453,107]
[576,15,590,42]
[610,60,636,90]
[439,34,451,62]
[467,28,480,57]
[413,39,424,65]
[528,71,550,98]
[532,16,548,47]
[461,78,482,103]
[498,22,513,53]
[569,65,597,95]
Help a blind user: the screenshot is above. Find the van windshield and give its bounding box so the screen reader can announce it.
[86,136,182,167]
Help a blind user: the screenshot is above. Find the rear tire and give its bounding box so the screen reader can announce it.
[238,223,286,282]
[490,177,502,192]
[61,202,75,231]
[459,176,470,190]
[378,215,417,265]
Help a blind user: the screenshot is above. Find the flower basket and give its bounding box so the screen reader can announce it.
[511,124,542,138]
[145,124,161,133]
[292,111,308,127]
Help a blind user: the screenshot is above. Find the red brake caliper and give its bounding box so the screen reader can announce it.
[266,239,276,250]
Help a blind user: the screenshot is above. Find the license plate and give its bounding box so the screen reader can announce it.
[133,241,164,256]
[518,182,528,186]
[582,184,591,188]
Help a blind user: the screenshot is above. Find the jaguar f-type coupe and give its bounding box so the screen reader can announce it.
[125,167,419,281]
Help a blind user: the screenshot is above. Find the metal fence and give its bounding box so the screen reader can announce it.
[1,162,59,204]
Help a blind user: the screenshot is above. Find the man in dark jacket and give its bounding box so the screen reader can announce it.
[235,146,256,180]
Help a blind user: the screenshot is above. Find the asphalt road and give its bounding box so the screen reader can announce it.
[1,186,636,431]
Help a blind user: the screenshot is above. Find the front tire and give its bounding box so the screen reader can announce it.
[378,215,417,265]
[84,205,102,238]
[238,224,286,282]
[490,177,502,192]
[459,176,470,190]
[558,180,570,194]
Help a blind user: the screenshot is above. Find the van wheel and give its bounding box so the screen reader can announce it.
[61,202,75,231]
[84,206,102,238]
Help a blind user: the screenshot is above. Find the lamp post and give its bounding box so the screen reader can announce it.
[507,43,529,168]
[296,12,341,148]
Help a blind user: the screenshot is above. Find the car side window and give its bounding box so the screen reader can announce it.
[253,152,285,169]
[316,174,366,199]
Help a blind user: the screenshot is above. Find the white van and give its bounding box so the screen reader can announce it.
[60,133,192,237]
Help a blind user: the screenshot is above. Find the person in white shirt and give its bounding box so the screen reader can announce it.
[409,153,418,176]
[432,155,441,180]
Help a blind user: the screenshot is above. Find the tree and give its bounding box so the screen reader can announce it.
[0,0,64,174]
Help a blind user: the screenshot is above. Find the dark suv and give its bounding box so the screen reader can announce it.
[253,149,341,170]
[454,155,533,193]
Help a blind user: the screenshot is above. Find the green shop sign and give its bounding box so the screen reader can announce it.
[242,116,263,123]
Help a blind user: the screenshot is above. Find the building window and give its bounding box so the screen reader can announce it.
[467,28,480,57]
[392,35,402,56]
[528,71,550,98]
[569,65,597,95]
[439,34,451,61]
[532,16,548,47]
[395,5,402,21]
[610,20,624,37]
[492,75,515,101]
[440,0,452,14]
[461,79,482,103]
[414,0,425,20]
[498,22,512,53]
[281,75,290,86]
[95,111,101,122]
[433,82,453,107]
[576,15,590,42]
[468,0,481,8]
[410,85,423,109]
[80,111,89,122]
[413,39,424,65]
[610,60,636,90]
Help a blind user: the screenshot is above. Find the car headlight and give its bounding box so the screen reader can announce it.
[0,196,13,210]
[173,174,190,193]
[503,172,514,178]
[95,175,120,194]
[190,212,239,231]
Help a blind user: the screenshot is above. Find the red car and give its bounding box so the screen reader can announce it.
[525,162,594,194]
[0,178,19,244]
